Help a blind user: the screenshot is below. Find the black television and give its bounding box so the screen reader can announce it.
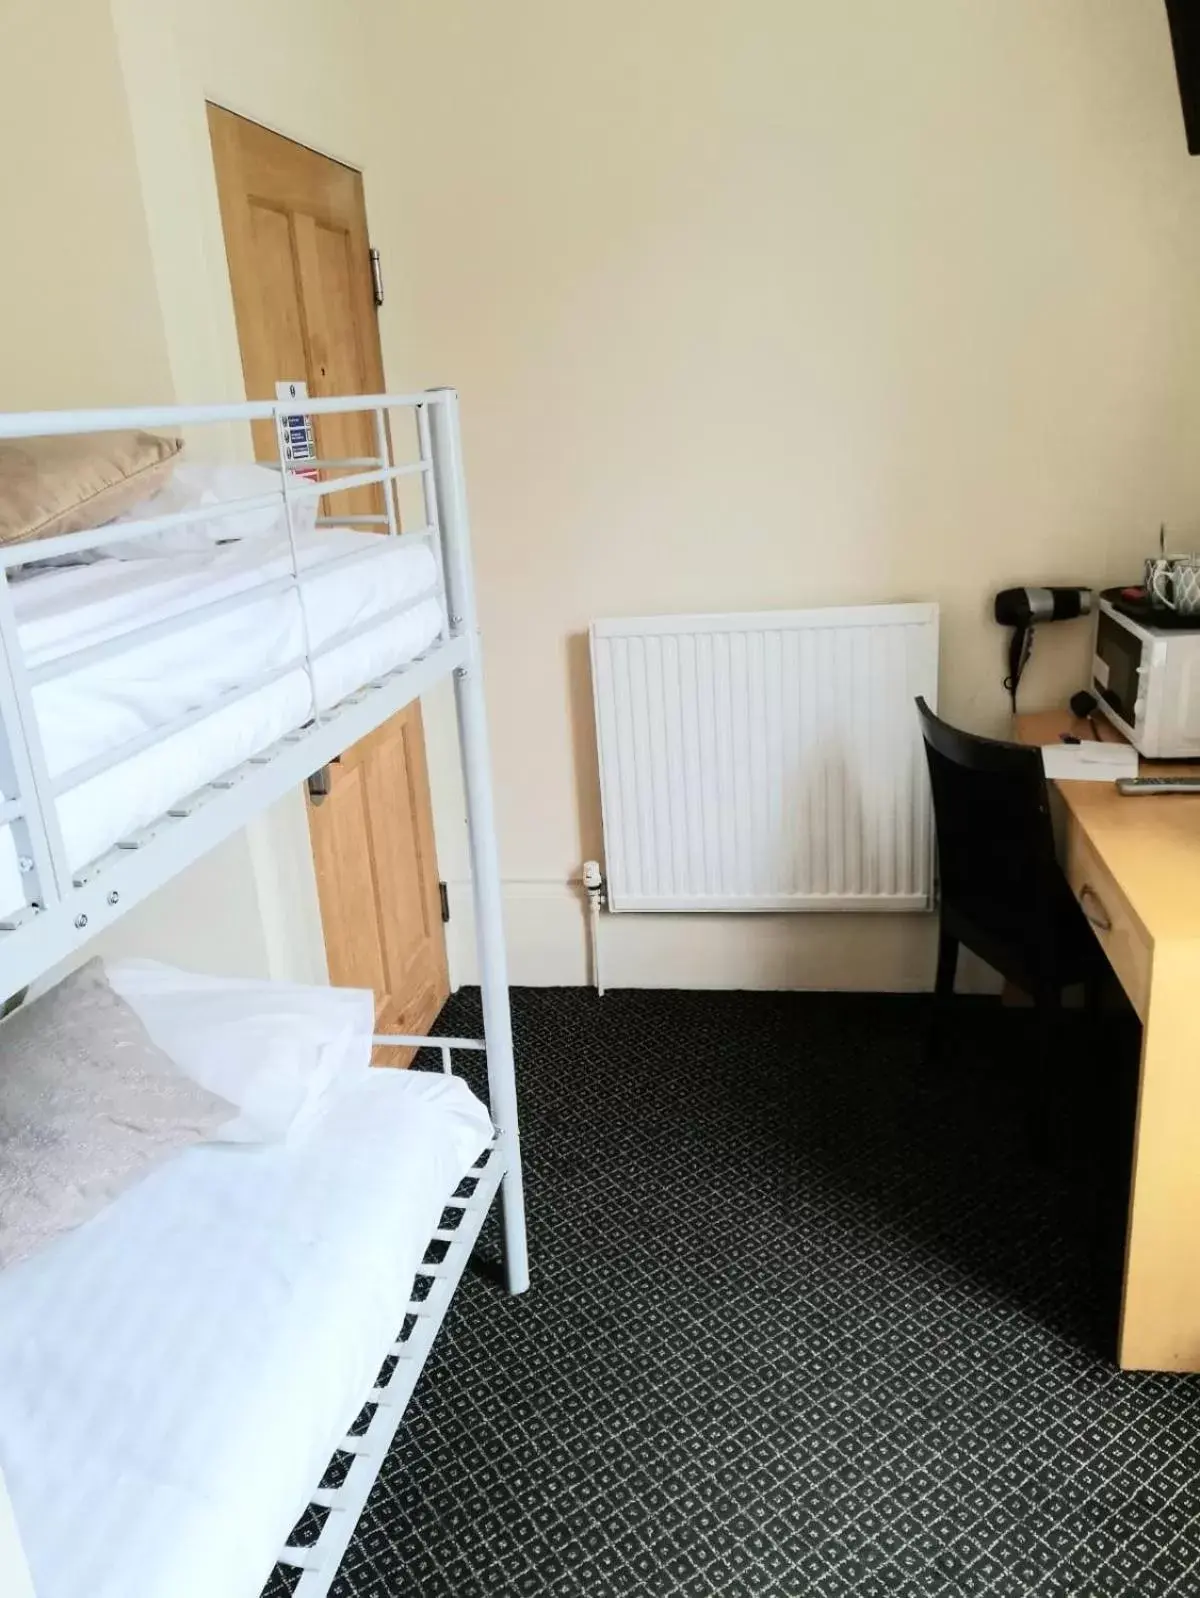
[1166,0,1200,153]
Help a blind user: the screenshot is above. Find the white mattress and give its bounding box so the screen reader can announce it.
[0,1065,492,1598]
[0,530,443,908]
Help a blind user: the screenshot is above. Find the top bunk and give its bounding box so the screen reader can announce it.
[0,388,477,1004]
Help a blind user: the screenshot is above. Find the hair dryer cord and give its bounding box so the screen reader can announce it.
[1003,622,1033,713]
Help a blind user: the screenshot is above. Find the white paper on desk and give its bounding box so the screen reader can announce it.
[1040,741,1138,781]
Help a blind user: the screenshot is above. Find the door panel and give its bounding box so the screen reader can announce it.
[249,205,308,402]
[308,702,449,1058]
[208,104,449,1059]
[362,706,445,1026]
[290,213,381,520]
[308,761,390,1002]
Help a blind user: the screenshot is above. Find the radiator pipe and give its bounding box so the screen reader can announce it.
[583,860,605,996]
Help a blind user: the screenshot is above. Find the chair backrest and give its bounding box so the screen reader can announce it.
[915,696,1061,926]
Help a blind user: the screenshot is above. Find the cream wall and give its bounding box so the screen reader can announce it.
[387,0,1200,990]
[0,0,171,411]
[6,2,1200,995]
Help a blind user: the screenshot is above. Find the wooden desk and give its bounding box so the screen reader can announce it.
[1016,709,1200,1372]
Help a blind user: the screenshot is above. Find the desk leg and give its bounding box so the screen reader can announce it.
[1119,942,1200,1372]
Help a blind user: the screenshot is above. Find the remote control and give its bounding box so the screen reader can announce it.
[1116,776,1200,796]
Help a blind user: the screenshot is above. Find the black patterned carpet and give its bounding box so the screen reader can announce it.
[270,988,1200,1598]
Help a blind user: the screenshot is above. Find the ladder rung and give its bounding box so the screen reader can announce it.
[278,1547,325,1572]
[369,1384,404,1405]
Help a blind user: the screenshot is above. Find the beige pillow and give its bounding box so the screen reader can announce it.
[0,430,183,547]
[0,958,234,1269]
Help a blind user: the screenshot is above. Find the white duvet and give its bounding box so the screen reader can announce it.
[0,1065,492,1598]
[0,530,443,909]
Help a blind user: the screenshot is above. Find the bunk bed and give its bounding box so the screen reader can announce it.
[0,390,528,1598]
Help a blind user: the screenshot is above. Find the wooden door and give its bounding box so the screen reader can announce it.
[208,105,449,1051]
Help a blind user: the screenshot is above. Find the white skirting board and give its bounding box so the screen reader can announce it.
[443,881,1001,994]
[590,604,939,913]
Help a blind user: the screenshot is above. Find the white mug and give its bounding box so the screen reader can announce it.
[1150,556,1200,616]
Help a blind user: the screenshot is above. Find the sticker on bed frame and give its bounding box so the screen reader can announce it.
[275,381,319,484]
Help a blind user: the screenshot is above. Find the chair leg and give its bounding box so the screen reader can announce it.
[1084,970,1104,1017]
[935,930,959,999]
[927,929,959,1063]
[1033,983,1060,1058]
[1026,983,1063,1166]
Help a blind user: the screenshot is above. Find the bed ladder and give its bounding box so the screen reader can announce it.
[277,1130,509,1596]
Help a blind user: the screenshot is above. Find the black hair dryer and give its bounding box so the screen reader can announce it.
[993,586,1093,712]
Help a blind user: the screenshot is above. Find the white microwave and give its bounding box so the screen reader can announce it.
[1093,597,1200,757]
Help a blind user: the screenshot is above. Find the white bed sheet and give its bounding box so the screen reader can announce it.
[0,1066,492,1598]
[0,531,444,909]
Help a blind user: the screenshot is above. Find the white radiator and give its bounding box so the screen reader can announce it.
[589,604,939,913]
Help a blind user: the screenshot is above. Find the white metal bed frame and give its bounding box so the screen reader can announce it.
[0,388,527,1598]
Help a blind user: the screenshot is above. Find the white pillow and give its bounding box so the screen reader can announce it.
[98,463,318,558]
[0,960,234,1269]
[104,959,375,1143]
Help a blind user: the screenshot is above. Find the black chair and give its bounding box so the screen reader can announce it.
[915,697,1105,1036]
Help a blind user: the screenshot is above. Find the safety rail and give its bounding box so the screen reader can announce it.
[0,390,465,988]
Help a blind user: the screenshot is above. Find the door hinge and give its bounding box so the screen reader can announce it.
[439,880,450,923]
[369,247,384,308]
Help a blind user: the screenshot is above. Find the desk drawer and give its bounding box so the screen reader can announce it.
[1065,825,1151,1019]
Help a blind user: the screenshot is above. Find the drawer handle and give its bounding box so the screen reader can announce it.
[1080,883,1112,932]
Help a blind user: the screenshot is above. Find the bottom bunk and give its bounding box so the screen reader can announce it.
[0,964,511,1598]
